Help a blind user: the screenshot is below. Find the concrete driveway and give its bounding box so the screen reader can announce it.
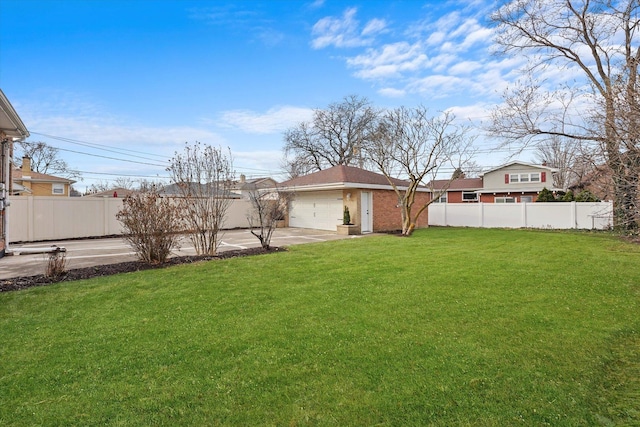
[0,228,366,280]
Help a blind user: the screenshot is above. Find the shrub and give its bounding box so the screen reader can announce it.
[116,186,182,264]
[562,190,575,202]
[575,190,600,202]
[247,189,291,250]
[536,187,556,202]
[343,206,351,225]
[45,248,67,278]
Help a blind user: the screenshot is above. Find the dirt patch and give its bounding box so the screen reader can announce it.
[0,246,286,293]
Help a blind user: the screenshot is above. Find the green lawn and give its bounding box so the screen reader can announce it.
[1,228,639,426]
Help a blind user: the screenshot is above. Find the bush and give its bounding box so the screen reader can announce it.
[536,187,556,202]
[45,248,67,278]
[562,190,575,202]
[575,190,600,202]
[116,186,182,264]
[343,206,351,225]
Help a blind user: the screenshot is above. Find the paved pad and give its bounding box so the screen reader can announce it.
[0,228,368,279]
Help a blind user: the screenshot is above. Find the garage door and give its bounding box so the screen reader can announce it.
[289,191,344,231]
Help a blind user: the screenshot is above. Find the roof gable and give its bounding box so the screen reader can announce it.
[479,161,558,176]
[12,168,75,184]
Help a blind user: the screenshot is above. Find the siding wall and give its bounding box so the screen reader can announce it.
[9,197,254,243]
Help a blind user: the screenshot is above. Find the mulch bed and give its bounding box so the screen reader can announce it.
[0,246,286,293]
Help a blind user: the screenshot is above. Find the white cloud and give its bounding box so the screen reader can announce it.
[218,106,314,134]
[347,41,428,79]
[311,8,385,49]
[378,87,406,97]
[362,18,387,36]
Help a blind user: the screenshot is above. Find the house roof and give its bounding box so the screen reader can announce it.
[232,177,278,191]
[0,89,29,140]
[12,168,76,184]
[427,177,483,191]
[280,165,410,190]
[160,182,242,198]
[86,187,138,198]
[479,161,558,176]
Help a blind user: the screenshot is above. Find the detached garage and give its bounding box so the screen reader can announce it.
[280,165,430,233]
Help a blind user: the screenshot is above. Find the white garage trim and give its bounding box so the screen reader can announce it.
[289,191,344,231]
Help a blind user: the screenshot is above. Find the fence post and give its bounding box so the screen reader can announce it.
[522,201,527,228]
[571,201,577,229]
[479,202,484,227]
[27,196,35,242]
[443,201,448,226]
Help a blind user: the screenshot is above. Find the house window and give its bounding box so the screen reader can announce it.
[495,197,515,203]
[433,193,447,203]
[462,191,478,202]
[508,173,543,183]
[521,196,533,203]
[52,184,64,195]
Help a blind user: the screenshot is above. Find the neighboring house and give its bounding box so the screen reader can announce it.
[569,164,614,201]
[231,174,278,198]
[428,161,560,204]
[86,187,138,198]
[159,182,242,198]
[279,165,430,233]
[12,156,76,197]
[0,89,30,256]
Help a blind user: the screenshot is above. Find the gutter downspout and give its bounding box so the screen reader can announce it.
[1,138,9,256]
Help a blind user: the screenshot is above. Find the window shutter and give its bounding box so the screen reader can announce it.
[505,173,509,184]
[541,172,546,182]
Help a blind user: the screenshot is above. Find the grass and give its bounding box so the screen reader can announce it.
[1,227,639,426]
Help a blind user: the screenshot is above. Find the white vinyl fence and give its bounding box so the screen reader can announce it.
[428,201,613,230]
[9,196,254,243]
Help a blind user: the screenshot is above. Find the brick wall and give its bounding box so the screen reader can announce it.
[372,190,431,232]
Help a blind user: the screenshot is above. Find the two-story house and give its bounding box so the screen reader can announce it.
[428,161,560,203]
[12,156,76,197]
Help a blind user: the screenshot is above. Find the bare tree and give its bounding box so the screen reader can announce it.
[246,188,291,249]
[533,136,588,189]
[14,141,79,179]
[168,142,234,255]
[489,0,640,230]
[367,107,475,236]
[284,95,379,171]
[116,184,182,264]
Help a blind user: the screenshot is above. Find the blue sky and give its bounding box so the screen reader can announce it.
[1,0,533,191]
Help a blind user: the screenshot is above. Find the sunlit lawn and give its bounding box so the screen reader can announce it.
[1,228,639,426]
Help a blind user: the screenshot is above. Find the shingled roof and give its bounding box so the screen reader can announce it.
[427,177,483,191]
[280,165,409,189]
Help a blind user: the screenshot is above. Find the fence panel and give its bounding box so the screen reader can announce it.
[9,197,255,243]
[428,202,613,230]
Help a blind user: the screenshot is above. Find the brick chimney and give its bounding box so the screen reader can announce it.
[22,156,31,175]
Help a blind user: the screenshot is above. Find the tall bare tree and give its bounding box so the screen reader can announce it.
[284,95,379,171]
[14,141,79,179]
[489,0,639,230]
[533,136,586,189]
[367,107,475,236]
[168,142,234,255]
